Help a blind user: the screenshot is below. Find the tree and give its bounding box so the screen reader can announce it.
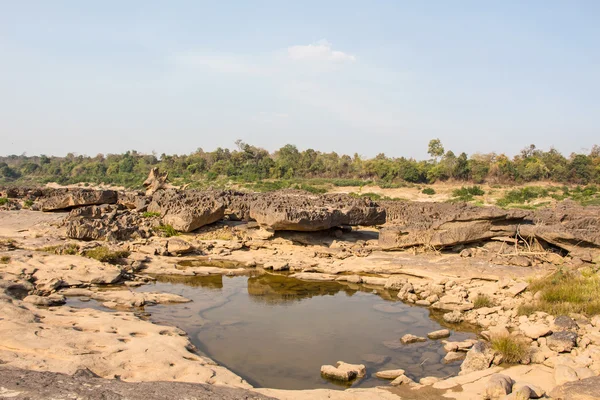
[428,139,444,162]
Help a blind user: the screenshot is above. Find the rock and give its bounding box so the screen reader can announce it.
[361,354,390,366]
[550,376,600,399]
[484,374,514,399]
[375,369,406,380]
[575,367,595,380]
[508,282,528,297]
[400,334,427,344]
[444,352,466,363]
[384,276,407,290]
[461,341,496,374]
[444,310,464,324]
[390,374,415,386]
[520,323,552,339]
[23,294,66,306]
[512,383,545,399]
[547,331,578,353]
[250,191,386,231]
[428,329,451,340]
[143,168,178,196]
[320,361,366,381]
[554,364,579,386]
[148,190,225,233]
[553,315,579,331]
[166,238,194,255]
[419,376,440,385]
[504,385,532,400]
[39,189,118,211]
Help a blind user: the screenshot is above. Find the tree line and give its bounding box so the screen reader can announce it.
[1,140,599,188]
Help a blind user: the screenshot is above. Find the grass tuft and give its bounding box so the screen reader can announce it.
[142,211,161,218]
[422,187,436,195]
[518,270,600,316]
[491,335,530,364]
[84,246,129,263]
[0,255,11,264]
[0,198,9,206]
[154,224,180,237]
[473,294,495,309]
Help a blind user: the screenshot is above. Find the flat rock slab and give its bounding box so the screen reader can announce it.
[550,375,600,400]
[0,367,274,400]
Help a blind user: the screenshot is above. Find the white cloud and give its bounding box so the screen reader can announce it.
[287,40,356,63]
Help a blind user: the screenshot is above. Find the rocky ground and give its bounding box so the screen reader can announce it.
[1,183,600,399]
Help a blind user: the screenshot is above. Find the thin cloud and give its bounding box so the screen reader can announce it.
[287,40,356,63]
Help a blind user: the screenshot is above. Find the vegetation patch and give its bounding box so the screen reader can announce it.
[0,256,11,264]
[496,186,549,207]
[83,246,130,263]
[451,186,485,202]
[491,335,530,364]
[421,187,436,195]
[518,270,600,316]
[473,294,494,309]
[154,224,180,237]
[0,197,8,206]
[142,211,161,218]
[23,199,34,208]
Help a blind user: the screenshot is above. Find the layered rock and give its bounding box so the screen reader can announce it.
[148,190,225,233]
[38,189,118,211]
[379,201,527,250]
[65,204,154,241]
[249,191,385,231]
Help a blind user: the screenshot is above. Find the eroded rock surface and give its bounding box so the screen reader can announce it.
[148,190,225,232]
[38,189,118,212]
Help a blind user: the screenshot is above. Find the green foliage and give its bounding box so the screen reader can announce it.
[496,186,549,207]
[0,256,10,264]
[41,243,79,255]
[83,246,130,263]
[518,270,600,316]
[0,141,599,188]
[154,224,180,237]
[422,187,436,195]
[142,211,161,218]
[0,197,8,205]
[491,336,530,364]
[451,186,485,201]
[23,199,34,208]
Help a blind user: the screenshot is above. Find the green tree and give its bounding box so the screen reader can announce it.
[427,139,445,162]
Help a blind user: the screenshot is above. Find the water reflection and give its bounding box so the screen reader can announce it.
[247,274,357,304]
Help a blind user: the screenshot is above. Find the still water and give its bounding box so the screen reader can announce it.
[127,273,476,390]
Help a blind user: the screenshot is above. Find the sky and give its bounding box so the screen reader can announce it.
[1,1,599,159]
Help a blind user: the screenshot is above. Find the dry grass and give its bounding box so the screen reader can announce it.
[518,269,600,316]
[473,294,495,309]
[84,246,129,263]
[491,335,530,364]
[0,255,10,264]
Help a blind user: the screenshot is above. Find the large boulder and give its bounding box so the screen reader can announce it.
[65,205,153,241]
[249,191,385,231]
[148,190,225,233]
[38,189,117,211]
[460,341,496,374]
[379,201,527,250]
[550,376,600,399]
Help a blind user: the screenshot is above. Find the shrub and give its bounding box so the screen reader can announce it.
[451,186,485,201]
[0,256,10,264]
[496,186,548,207]
[84,246,130,263]
[491,335,530,364]
[0,198,8,206]
[23,199,34,208]
[422,188,436,195]
[154,224,180,237]
[473,294,494,309]
[142,211,161,218]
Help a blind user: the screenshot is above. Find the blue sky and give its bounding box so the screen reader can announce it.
[1,1,598,158]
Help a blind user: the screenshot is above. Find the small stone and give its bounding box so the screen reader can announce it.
[484,374,514,399]
[508,282,528,297]
[320,365,355,381]
[375,369,405,379]
[427,329,451,340]
[554,365,579,386]
[443,310,464,324]
[390,374,415,386]
[512,383,545,399]
[400,334,427,344]
[361,354,390,366]
[520,323,552,339]
[384,276,407,290]
[461,341,496,374]
[419,376,440,385]
[443,351,465,363]
[552,315,578,331]
[505,385,532,400]
[547,331,578,353]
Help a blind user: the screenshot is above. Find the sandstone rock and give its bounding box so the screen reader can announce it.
[553,315,579,331]
[547,331,578,353]
[250,191,385,231]
[361,354,390,366]
[484,374,514,399]
[428,329,451,340]
[444,310,464,324]
[554,364,579,386]
[320,361,365,382]
[390,374,415,386]
[520,323,552,339]
[504,385,532,400]
[461,341,496,374]
[143,168,178,196]
[444,351,466,363]
[375,369,406,379]
[508,282,528,297]
[39,189,118,211]
[400,334,427,344]
[575,367,595,380]
[23,294,66,306]
[512,383,545,399]
[166,238,194,255]
[384,276,407,290]
[419,376,440,385]
[148,190,225,233]
[550,376,600,399]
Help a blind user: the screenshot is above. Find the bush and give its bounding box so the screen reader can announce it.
[422,187,436,195]
[0,198,8,206]
[451,186,485,201]
[142,211,161,218]
[491,335,530,364]
[154,224,180,237]
[84,246,130,263]
[473,294,494,309]
[518,270,600,316]
[0,256,10,264]
[23,200,34,208]
[496,186,548,207]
